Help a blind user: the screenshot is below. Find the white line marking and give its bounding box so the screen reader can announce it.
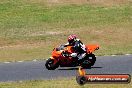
[4,62,10,63]
[111,55,116,56]
[104,55,110,56]
[18,61,24,63]
[125,54,131,56]
[33,59,37,62]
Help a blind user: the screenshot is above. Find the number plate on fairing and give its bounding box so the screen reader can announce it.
[89,57,92,59]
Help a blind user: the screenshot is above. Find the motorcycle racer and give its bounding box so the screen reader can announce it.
[45,35,99,70]
[64,34,87,62]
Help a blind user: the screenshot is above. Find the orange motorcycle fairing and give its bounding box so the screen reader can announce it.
[51,49,63,65]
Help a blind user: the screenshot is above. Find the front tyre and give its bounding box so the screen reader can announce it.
[45,58,59,70]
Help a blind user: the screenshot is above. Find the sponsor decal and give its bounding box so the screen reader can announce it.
[76,67,131,85]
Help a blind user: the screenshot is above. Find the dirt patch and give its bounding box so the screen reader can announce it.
[46,31,63,35]
[86,0,132,6]
[26,0,132,6]
[29,31,63,36]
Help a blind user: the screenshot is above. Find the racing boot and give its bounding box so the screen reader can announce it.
[77,53,86,64]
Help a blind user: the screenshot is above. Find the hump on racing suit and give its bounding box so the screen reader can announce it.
[73,39,86,54]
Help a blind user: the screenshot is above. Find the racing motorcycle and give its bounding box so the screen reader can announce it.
[45,44,99,70]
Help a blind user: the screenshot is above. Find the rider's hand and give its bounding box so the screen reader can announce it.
[71,53,77,58]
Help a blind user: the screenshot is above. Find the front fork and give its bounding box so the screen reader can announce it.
[50,57,58,65]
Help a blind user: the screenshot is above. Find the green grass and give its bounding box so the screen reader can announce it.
[0,0,132,87]
[0,0,132,62]
[0,78,131,88]
[0,0,131,39]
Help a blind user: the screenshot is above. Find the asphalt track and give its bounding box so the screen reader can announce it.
[0,55,132,82]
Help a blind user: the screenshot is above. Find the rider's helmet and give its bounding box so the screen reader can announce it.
[68,34,77,45]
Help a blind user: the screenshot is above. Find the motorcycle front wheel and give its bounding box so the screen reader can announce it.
[45,58,59,70]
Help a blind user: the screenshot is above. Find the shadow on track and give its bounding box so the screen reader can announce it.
[58,66,102,70]
[91,66,103,69]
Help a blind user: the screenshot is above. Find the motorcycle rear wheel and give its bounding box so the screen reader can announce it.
[88,54,96,66]
[81,54,96,68]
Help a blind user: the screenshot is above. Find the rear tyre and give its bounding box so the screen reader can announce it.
[81,54,96,68]
[45,58,59,70]
[88,54,96,66]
